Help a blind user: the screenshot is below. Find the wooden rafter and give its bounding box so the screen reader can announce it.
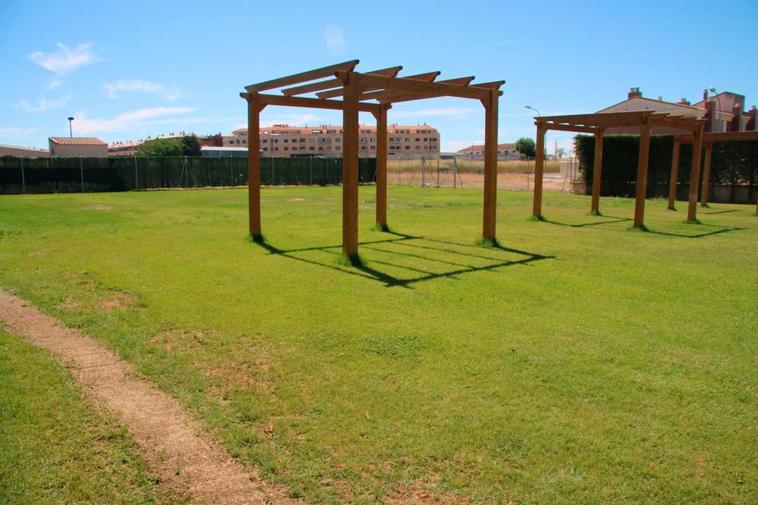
[280,66,403,96]
[245,60,359,92]
[240,92,383,114]
[346,72,502,101]
[319,71,442,100]
[537,111,705,132]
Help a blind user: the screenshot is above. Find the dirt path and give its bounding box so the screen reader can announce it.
[0,289,301,505]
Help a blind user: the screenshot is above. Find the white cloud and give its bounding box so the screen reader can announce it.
[104,79,182,101]
[0,127,36,138]
[29,43,99,75]
[47,77,63,90]
[324,25,346,56]
[72,106,196,134]
[16,94,71,112]
[390,107,480,120]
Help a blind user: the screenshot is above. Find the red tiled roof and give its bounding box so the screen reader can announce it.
[49,137,106,145]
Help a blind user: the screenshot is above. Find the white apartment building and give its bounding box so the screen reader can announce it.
[224,123,440,159]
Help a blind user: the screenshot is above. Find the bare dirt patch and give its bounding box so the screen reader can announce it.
[99,291,137,310]
[0,289,301,505]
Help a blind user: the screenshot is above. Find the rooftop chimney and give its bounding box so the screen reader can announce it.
[703,89,709,101]
[628,87,642,99]
[679,98,691,105]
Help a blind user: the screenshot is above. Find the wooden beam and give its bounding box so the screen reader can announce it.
[349,72,491,101]
[246,95,265,240]
[633,120,651,229]
[700,142,713,206]
[543,123,597,134]
[342,74,360,258]
[243,93,383,114]
[373,105,389,230]
[281,66,402,96]
[371,77,502,104]
[532,123,547,219]
[590,128,605,214]
[469,80,506,90]
[482,90,499,240]
[687,126,704,221]
[245,60,359,92]
[324,72,440,100]
[668,138,681,210]
[703,130,758,142]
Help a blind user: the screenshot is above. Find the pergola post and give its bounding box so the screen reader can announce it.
[668,138,681,210]
[532,123,546,219]
[590,128,605,215]
[246,94,265,241]
[633,120,651,229]
[373,105,389,230]
[700,142,713,207]
[341,73,360,257]
[687,126,704,221]
[482,89,499,241]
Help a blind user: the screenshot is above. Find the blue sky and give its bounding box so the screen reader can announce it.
[1,0,756,153]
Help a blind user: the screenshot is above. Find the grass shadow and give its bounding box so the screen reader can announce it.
[645,224,745,239]
[253,233,554,288]
[541,215,631,228]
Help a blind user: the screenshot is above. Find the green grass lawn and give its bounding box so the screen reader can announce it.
[0,186,756,504]
[0,329,183,504]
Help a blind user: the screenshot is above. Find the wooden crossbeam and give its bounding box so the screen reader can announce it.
[240,92,382,113]
[363,76,476,103]
[245,60,359,92]
[348,72,491,101]
[542,123,596,134]
[679,130,758,143]
[281,66,402,96]
[469,80,506,90]
[321,71,441,100]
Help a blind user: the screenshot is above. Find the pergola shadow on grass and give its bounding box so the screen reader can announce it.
[240,60,504,261]
[255,232,554,288]
[538,206,743,238]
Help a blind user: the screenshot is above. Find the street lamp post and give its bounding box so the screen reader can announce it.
[67,116,75,138]
[524,105,542,118]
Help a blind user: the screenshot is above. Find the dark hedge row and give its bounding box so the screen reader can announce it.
[575,135,758,201]
[0,156,377,194]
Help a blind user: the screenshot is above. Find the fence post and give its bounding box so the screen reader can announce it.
[80,158,85,192]
[421,157,425,187]
[20,158,26,194]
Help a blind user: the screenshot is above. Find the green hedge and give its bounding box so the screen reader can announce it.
[0,156,377,194]
[575,135,758,201]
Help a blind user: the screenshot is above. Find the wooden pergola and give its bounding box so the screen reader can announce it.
[531,111,707,228]
[240,60,504,258]
[677,130,758,213]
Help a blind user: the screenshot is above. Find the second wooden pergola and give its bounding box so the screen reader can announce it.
[531,111,707,228]
[241,60,504,258]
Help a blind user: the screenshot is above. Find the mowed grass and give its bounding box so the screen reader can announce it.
[0,330,182,504]
[0,186,756,504]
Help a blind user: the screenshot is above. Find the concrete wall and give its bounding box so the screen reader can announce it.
[49,143,109,158]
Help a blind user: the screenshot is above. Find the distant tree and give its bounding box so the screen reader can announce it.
[180,135,201,156]
[515,137,536,159]
[137,138,183,157]
[556,147,566,159]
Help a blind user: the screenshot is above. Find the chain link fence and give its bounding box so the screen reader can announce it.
[0,156,377,194]
[387,157,576,191]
